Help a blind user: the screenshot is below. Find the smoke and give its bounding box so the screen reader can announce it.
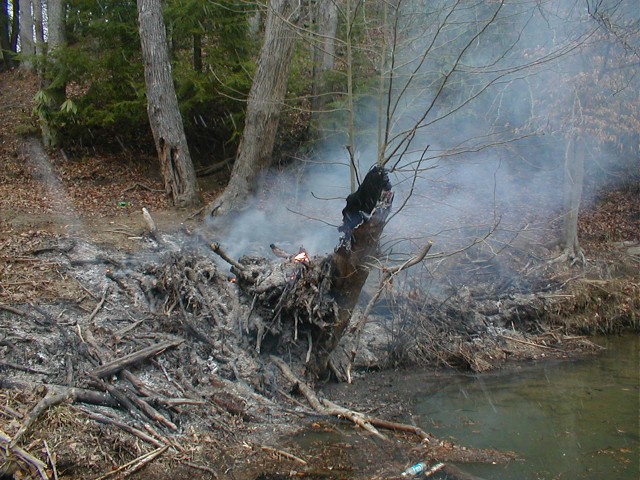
[212,0,638,287]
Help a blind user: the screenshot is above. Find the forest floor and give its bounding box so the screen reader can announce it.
[1,69,639,480]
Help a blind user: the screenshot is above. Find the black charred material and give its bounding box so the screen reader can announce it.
[339,166,391,239]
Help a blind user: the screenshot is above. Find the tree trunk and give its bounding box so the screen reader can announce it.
[0,0,14,70]
[18,0,34,69]
[10,0,18,53]
[40,0,65,148]
[311,0,338,114]
[561,135,585,264]
[32,0,43,66]
[137,0,201,209]
[208,0,300,216]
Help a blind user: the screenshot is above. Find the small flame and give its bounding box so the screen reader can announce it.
[294,251,309,263]
[228,277,236,283]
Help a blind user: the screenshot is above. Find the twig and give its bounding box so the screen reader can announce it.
[209,242,245,272]
[0,361,51,375]
[43,440,58,480]
[498,334,558,350]
[0,378,118,407]
[73,407,165,448]
[0,430,49,480]
[122,387,178,430]
[260,445,307,465]
[94,445,169,480]
[90,339,184,378]
[87,286,109,323]
[0,304,26,316]
[180,460,218,477]
[271,356,386,440]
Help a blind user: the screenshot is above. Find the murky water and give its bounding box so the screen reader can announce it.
[292,335,638,479]
[412,334,639,479]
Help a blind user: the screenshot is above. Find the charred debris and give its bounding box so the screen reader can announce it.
[0,165,601,478]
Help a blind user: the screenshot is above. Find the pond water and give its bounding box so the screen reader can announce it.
[411,334,639,479]
[293,334,638,479]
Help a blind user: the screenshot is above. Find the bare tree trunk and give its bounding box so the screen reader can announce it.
[0,0,14,70]
[137,0,201,209]
[18,0,34,69]
[561,135,585,264]
[10,0,18,53]
[39,0,65,148]
[32,0,43,66]
[208,0,300,216]
[311,0,338,113]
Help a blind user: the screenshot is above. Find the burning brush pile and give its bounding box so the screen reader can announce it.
[2,166,453,478]
[0,164,608,478]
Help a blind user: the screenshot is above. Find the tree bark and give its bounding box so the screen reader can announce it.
[10,0,18,53]
[208,0,300,216]
[137,0,201,208]
[18,0,34,69]
[561,135,585,264]
[0,0,13,70]
[311,0,338,114]
[40,0,66,148]
[32,0,43,63]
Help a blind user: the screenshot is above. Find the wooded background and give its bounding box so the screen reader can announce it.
[2,0,639,260]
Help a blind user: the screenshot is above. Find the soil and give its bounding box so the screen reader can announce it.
[1,69,639,480]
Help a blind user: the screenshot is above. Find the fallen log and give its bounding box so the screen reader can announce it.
[90,339,183,378]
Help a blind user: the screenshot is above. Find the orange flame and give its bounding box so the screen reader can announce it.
[294,251,309,263]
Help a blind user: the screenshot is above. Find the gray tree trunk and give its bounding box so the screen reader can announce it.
[208,0,300,216]
[311,0,338,113]
[0,0,14,70]
[18,0,34,69]
[561,135,585,264]
[137,0,201,208]
[40,0,66,148]
[32,0,43,62]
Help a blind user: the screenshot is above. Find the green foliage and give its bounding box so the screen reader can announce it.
[165,0,257,161]
[53,0,257,158]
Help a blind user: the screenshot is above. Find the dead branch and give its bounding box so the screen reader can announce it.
[271,356,386,440]
[0,361,51,375]
[90,339,183,378]
[0,378,118,407]
[351,241,433,336]
[260,446,308,465]
[122,386,178,431]
[0,304,26,316]
[180,460,219,477]
[209,242,245,272]
[0,430,49,480]
[42,440,58,480]
[94,445,169,480]
[87,286,109,323]
[10,390,71,447]
[90,377,145,422]
[73,407,165,448]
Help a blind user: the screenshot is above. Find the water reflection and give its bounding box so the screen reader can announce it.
[414,334,639,479]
